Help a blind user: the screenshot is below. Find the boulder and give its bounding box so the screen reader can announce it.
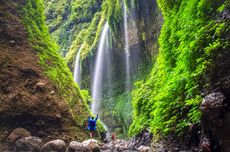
[101,150,113,152]
[138,145,151,152]
[7,128,31,143]
[200,92,226,124]
[101,142,115,151]
[129,129,152,149]
[82,139,100,152]
[15,136,42,152]
[68,141,85,152]
[41,139,66,152]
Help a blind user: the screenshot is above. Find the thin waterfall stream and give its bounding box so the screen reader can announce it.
[91,22,110,115]
[123,1,131,91]
[73,44,84,87]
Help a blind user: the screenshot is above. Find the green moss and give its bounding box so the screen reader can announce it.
[44,0,103,56]
[45,0,124,71]
[65,11,107,69]
[129,0,229,136]
[64,0,125,70]
[18,0,91,126]
[107,0,122,37]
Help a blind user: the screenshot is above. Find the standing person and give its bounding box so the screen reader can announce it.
[111,133,116,141]
[87,114,98,138]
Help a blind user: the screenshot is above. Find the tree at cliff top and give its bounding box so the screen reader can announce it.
[129,0,230,137]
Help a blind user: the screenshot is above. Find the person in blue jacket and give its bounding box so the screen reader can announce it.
[87,114,98,138]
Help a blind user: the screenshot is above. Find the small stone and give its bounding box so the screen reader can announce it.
[138,145,151,152]
[82,139,100,152]
[35,81,47,92]
[9,40,15,45]
[7,128,31,143]
[68,141,85,152]
[50,90,55,95]
[15,136,42,151]
[41,139,66,152]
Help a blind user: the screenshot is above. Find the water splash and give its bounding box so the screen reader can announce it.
[105,30,113,97]
[73,45,84,87]
[123,1,131,91]
[91,22,110,114]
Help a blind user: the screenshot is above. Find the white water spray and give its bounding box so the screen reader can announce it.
[123,1,131,90]
[91,22,110,114]
[73,45,84,87]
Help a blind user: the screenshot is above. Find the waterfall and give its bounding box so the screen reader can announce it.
[106,30,113,97]
[91,22,110,114]
[123,1,131,90]
[73,45,84,87]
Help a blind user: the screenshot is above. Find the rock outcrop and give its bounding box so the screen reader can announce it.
[41,139,66,152]
[0,0,89,150]
[7,128,31,144]
[15,136,42,152]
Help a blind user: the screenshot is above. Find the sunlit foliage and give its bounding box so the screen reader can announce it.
[129,0,229,136]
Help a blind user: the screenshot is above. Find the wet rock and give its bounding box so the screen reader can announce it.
[200,92,225,112]
[200,136,211,152]
[114,140,129,151]
[41,139,66,152]
[137,145,151,152]
[68,141,85,152]
[7,128,31,143]
[101,142,115,151]
[82,139,100,152]
[15,136,42,152]
[200,92,226,126]
[129,129,152,149]
[101,150,113,152]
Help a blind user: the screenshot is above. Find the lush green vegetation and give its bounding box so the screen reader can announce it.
[18,0,108,134]
[45,0,130,135]
[45,0,124,70]
[45,0,103,56]
[43,0,229,138]
[129,0,230,136]
[17,0,93,127]
[44,0,154,136]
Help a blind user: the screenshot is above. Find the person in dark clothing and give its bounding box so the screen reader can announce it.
[87,114,98,138]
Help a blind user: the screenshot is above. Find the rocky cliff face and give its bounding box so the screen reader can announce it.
[199,8,230,151]
[44,0,163,135]
[79,0,163,134]
[0,0,90,150]
[130,0,230,151]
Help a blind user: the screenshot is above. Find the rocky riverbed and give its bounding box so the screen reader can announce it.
[1,128,195,152]
[1,128,148,152]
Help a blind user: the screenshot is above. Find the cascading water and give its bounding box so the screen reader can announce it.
[91,22,110,114]
[105,31,113,97]
[73,45,84,87]
[123,1,131,90]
